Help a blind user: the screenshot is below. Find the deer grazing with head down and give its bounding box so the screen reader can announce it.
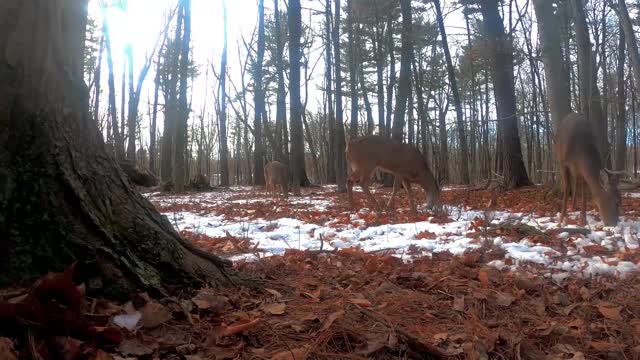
[264,161,289,199]
[346,135,440,214]
[555,113,621,226]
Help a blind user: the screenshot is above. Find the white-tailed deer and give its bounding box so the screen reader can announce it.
[264,161,289,199]
[555,113,621,226]
[346,135,440,214]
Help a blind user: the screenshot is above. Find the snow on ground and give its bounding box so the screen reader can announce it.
[146,186,640,282]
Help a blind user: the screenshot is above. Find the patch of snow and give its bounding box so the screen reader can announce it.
[154,186,640,280]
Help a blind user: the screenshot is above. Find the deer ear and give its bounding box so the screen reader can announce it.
[600,170,610,189]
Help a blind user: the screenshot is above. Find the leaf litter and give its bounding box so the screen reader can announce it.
[2,185,640,358]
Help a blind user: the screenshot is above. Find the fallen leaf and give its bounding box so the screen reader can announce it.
[433,333,449,344]
[176,344,196,355]
[494,292,515,307]
[214,318,261,338]
[349,298,372,307]
[589,341,625,352]
[191,290,230,313]
[264,288,283,298]
[263,303,287,315]
[141,302,172,329]
[271,345,310,360]
[319,311,343,333]
[478,270,489,287]
[53,336,82,360]
[0,337,17,360]
[453,297,465,312]
[597,304,623,321]
[184,356,204,360]
[113,312,142,331]
[355,334,387,355]
[118,338,158,356]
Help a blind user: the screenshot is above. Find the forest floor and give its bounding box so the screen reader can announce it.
[3,185,640,359]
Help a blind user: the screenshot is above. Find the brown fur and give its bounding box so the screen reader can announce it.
[264,161,289,199]
[555,113,621,226]
[346,135,439,213]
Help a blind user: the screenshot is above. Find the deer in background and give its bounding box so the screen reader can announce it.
[555,113,621,226]
[346,135,440,214]
[264,161,289,199]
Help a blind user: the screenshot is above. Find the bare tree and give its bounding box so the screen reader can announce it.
[288,0,309,189]
[253,0,266,185]
[334,0,347,192]
[219,0,230,185]
[433,0,470,184]
[479,0,531,188]
[391,0,412,142]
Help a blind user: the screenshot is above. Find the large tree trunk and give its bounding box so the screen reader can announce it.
[391,0,412,142]
[480,0,531,188]
[434,0,469,184]
[288,0,309,188]
[0,0,232,296]
[532,0,572,129]
[333,0,347,192]
[174,0,191,191]
[253,0,266,185]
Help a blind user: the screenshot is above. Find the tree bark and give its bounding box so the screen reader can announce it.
[532,0,572,129]
[386,12,395,135]
[480,0,531,188]
[572,0,608,161]
[375,18,385,136]
[391,0,412,142]
[288,0,309,189]
[434,0,469,184]
[174,0,191,191]
[0,0,232,295]
[334,0,347,192]
[324,0,336,183]
[253,0,266,185]
[347,0,358,140]
[219,0,230,186]
[274,0,287,165]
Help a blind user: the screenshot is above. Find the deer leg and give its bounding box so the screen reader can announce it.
[579,176,587,226]
[387,175,402,209]
[403,180,416,214]
[559,166,570,226]
[572,175,578,211]
[360,174,381,212]
[347,171,358,209]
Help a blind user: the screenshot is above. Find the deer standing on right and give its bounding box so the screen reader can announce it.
[555,113,621,226]
[264,161,289,199]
